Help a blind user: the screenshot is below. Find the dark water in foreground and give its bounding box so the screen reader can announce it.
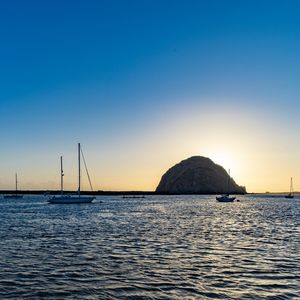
[0,195,299,299]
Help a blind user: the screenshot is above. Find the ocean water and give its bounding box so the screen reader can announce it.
[0,195,299,299]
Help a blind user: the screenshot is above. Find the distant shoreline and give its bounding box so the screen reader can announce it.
[0,190,296,196]
[0,190,245,195]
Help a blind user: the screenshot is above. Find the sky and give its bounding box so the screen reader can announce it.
[1,0,300,192]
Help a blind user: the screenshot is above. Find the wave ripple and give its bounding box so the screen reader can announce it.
[0,195,299,299]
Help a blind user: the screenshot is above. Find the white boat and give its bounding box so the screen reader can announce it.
[48,143,95,204]
[285,177,294,199]
[216,169,235,202]
[4,173,23,199]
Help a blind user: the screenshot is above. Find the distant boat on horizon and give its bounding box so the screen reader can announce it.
[4,173,23,199]
[216,169,236,202]
[48,143,95,204]
[285,177,294,199]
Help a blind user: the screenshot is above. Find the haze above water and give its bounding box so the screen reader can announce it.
[0,195,299,299]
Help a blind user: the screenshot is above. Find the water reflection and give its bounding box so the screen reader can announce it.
[0,195,299,299]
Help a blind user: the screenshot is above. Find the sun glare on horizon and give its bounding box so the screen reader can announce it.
[208,151,240,176]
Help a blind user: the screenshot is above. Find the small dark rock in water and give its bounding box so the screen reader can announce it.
[156,156,246,194]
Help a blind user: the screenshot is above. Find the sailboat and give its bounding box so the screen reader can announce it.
[285,177,294,199]
[48,143,95,204]
[216,169,236,202]
[4,173,23,199]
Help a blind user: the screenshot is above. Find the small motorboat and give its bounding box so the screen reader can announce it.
[216,194,235,202]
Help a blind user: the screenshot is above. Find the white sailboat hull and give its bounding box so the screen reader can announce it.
[48,195,95,204]
[48,143,96,205]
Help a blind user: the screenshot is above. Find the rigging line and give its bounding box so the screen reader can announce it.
[80,146,94,192]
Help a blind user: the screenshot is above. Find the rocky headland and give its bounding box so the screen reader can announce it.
[156,156,246,194]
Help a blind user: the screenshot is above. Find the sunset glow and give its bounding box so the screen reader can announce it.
[0,1,300,193]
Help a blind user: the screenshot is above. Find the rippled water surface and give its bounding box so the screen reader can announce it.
[0,195,299,299]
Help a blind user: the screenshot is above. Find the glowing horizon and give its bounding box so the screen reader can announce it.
[1,102,298,194]
[1,1,300,193]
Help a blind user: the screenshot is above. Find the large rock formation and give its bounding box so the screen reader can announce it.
[156,156,246,194]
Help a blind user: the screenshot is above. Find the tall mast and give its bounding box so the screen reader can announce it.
[15,173,18,194]
[291,177,293,194]
[78,143,81,196]
[60,156,64,195]
[227,169,230,194]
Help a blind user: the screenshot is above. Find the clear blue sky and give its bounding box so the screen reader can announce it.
[1,1,300,191]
